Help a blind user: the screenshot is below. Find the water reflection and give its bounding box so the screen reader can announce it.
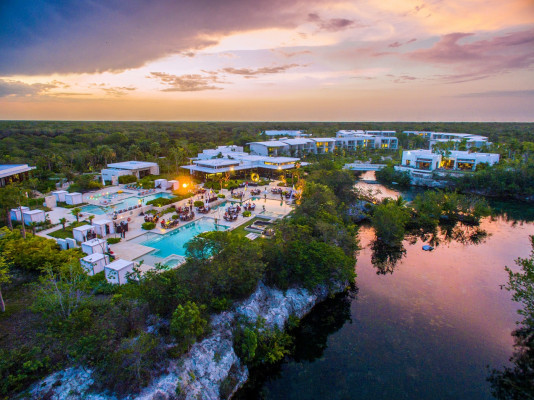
[370,240,406,274]
[234,290,355,400]
[488,325,534,400]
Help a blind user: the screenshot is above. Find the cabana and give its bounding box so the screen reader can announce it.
[92,219,115,237]
[52,190,68,202]
[81,238,108,255]
[167,180,179,191]
[22,209,45,225]
[154,179,168,189]
[80,253,108,275]
[105,259,135,285]
[72,224,95,243]
[65,192,83,205]
[10,206,29,222]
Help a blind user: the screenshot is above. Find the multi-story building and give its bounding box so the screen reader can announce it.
[264,130,310,137]
[395,150,500,176]
[403,131,490,149]
[101,161,160,184]
[0,164,36,188]
[249,137,336,156]
[182,146,305,180]
[334,130,398,150]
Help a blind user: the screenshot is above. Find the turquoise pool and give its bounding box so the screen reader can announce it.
[82,192,174,215]
[81,204,107,215]
[114,192,174,210]
[141,218,228,257]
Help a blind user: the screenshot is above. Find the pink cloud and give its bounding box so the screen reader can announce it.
[408,28,534,82]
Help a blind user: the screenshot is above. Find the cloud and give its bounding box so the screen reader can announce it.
[456,89,534,97]
[221,64,302,78]
[149,72,223,92]
[409,28,534,81]
[386,74,418,83]
[0,0,334,75]
[0,79,58,97]
[388,38,417,48]
[271,49,312,58]
[307,13,360,32]
[102,86,137,97]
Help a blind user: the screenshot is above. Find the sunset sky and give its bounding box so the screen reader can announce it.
[1,0,533,121]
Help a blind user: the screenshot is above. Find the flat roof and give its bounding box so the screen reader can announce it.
[194,159,240,167]
[73,224,94,232]
[82,238,106,246]
[0,164,35,179]
[106,161,157,170]
[92,219,112,225]
[82,253,106,262]
[249,141,289,147]
[280,138,314,145]
[266,156,300,163]
[106,259,134,271]
[311,138,336,142]
[22,209,45,215]
[65,192,82,196]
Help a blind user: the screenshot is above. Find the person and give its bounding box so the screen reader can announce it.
[262,205,266,212]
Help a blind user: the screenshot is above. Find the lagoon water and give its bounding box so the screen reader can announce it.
[236,173,534,400]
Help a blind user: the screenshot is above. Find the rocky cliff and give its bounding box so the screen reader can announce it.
[30,282,344,400]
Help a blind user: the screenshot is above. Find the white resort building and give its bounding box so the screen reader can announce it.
[403,131,491,149]
[264,130,310,137]
[0,164,36,188]
[181,145,304,180]
[101,161,160,184]
[335,130,398,150]
[395,150,500,177]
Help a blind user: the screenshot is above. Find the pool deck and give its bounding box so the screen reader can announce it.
[111,240,155,261]
[40,181,295,271]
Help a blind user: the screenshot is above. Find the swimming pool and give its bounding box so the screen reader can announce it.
[113,192,174,210]
[141,218,229,258]
[81,192,175,215]
[81,204,107,215]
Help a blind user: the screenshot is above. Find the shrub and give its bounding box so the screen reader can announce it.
[243,210,251,217]
[171,214,179,220]
[142,222,156,230]
[145,197,178,207]
[217,194,225,199]
[170,301,207,351]
[107,237,121,245]
[193,200,204,207]
[118,175,137,184]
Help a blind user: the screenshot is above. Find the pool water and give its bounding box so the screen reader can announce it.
[141,218,228,257]
[82,192,174,214]
[113,192,174,210]
[81,204,107,215]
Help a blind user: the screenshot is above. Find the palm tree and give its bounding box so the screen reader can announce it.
[71,207,82,223]
[88,215,95,225]
[28,221,37,236]
[59,217,67,230]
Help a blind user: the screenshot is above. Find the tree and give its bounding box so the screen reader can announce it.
[59,217,67,230]
[0,256,10,312]
[489,235,534,400]
[371,200,410,245]
[32,262,90,321]
[71,207,82,223]
[170,301,207,350]
[88,215,95,225]
[28,221,38,236]
[0,185,20,230]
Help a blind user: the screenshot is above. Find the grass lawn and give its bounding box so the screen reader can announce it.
[230,217,261,237]
[48,221,86,239]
